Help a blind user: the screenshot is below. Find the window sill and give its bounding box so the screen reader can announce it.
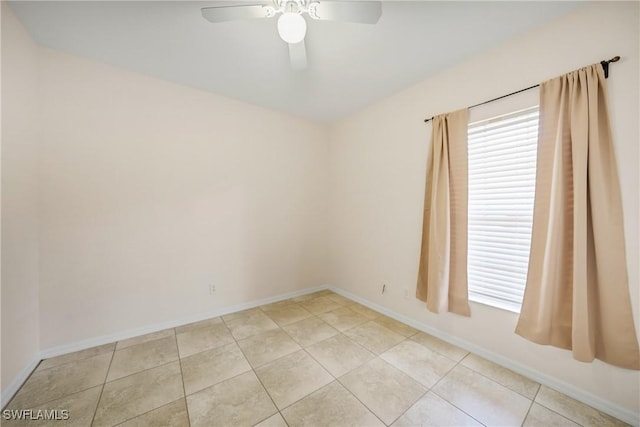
[469,295,521,314]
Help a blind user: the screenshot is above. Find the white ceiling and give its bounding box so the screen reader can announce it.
[10,1,580,122]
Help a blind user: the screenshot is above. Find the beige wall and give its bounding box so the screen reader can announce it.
[1,2,41,396]
[328,1,639,416]
[36,49,329,349]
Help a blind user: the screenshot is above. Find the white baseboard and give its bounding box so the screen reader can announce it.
[40,285,329,359]
[1,356,40,409]
[3,285,329,407]
[328,285,640,427]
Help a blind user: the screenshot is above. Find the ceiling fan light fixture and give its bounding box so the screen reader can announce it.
[277,12,307,44]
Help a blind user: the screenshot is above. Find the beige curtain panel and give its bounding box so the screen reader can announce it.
[417,109,470,316]
[516,64,640,370]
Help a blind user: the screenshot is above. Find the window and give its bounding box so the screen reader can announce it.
[467,106,539,313]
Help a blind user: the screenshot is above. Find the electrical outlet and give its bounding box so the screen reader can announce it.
[209,284,216,295]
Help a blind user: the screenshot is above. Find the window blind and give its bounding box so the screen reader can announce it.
[467,106,539,313]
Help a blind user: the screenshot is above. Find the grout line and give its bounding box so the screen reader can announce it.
[103,358,178,385]
[1,360,42,412]
[274,374,334,414]
[89,347,117,426]
[2,361,42,410]
[177,315,285,423]
[225,315,283,424]
[112,397,186,426]
[248,348,327,412]
[457,357,541,401]
[30,345,116,374]
[174,328,192,427]
[521,384,542,426]
[4,384,104,416]
[273,295,412,425]
[333,355,395,427]
[231,294,370,421]
[429,393,485,426]
[90,343,186,424]
[5,352,115,414]
[412,347,487,427]
[533,390,588,426]
[377,336,458,426]
[183,369,254,398]
[381,339,432,426]
[114,329,176,352]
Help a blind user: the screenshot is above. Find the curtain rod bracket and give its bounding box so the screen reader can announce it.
[601,56,620,79]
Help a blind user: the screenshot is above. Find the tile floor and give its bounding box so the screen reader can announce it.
[4,290,630,427]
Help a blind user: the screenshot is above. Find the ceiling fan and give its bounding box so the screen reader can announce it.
[201,1,383,70]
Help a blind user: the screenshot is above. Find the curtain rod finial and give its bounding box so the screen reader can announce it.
[609,56,620,63]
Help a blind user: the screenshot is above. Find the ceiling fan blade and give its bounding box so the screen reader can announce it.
[288,41,307,70]
[201,4,272,23]
[312,1,382,24]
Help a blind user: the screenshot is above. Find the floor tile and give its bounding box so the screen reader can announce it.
[461,353,539,399]
[2,386,102,427]
[344,321,405,354]
[433,365,531,426]
[176,322,234,358]
[306,334,375,377]
[523,402,580,427]
[116,329,175,350]
[225,311,279,340]
[255,350,333,410]
[410,332,469,361]
[37,343,115,371]
[237,329,301,367]
[181,342,251,395]
[264,304,313,326]
[318,307,369,332]
[348,304,383,320]
[380,340,456,387]
[8,293,630,427]
[339,357,427,425]
[186,371,277,427]
[292,291,329,303]
[260,300,298,312]
[119,398,190,427]
[281,316,340,347]
[324,293,356,306]
[174,317,223,335]
[290,293,320,303]
[107,336,179,381]
[299,296,343,315]
[222,307,264,323]
[535,385,628,426]
[373,316,418,337]
[93,361,184,427]
[254,413,288,427]
[392,391,482,427]
[282,381,384,427]
[9,353,112,409]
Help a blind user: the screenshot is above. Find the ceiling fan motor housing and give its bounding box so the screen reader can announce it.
[265,0,322,20]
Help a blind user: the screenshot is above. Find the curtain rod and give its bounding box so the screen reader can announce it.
[423,56,620,123]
